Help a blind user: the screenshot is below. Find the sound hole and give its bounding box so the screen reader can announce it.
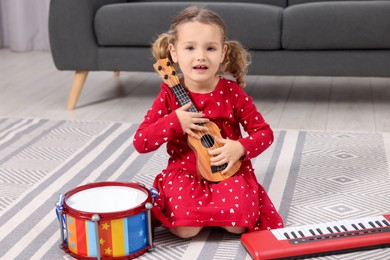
[211,164,228,173]
[200,134,214,148]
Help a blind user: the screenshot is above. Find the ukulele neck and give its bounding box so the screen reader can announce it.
[171,84,198,113]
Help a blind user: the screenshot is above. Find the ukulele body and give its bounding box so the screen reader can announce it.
[187,121,241,182]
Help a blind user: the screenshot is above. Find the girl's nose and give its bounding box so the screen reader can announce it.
[196,50,206,61]
[197,55,206,61]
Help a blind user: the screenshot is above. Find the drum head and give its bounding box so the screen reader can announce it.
[66,185,147,213]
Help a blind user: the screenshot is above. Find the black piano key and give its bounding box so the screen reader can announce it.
[298,231,305,237]
[309,229,316,236]
[334,226,341,232]
[341,225,348,231]
[326,227,334,233]
[284,232,291,239]
[382,220,390,226]
[291,231,298,239]
[358,223,366,229]
[316,228,323,235]
[368,221,376,228]
[375,221,383,227]
[352,224,359,230]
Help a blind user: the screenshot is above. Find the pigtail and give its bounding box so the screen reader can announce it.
[222,41,251,88]
[152,33,172,61]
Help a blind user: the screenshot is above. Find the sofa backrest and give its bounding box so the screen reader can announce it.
[95,2,284,50]
[283,1,390,49]
[128,0,287,8]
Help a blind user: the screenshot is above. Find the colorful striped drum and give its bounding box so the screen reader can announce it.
[57,182,153,259]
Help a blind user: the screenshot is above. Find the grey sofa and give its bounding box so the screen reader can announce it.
[49,0,390,110]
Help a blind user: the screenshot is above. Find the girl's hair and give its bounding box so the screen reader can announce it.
[152,6,251,87]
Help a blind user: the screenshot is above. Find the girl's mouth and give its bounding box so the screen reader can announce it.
[193,65,208,70]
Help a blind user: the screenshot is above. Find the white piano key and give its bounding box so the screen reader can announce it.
[339,220,356,231]
[296,225,313,237]
[324,224,336,233]
[291,225,316,237]
[296,228,307,238]
[359,216,383,228]
[368,220,377,228]
[302,224,321,236]
[373,216,389,227]
[309,224,323,236]
[336,220,351,231]
[290,230,301,239]
[356,217,373,228]
[314,223,331,235]
[328,220,345,232]
[271,228,286,240]
[282,227,297,239]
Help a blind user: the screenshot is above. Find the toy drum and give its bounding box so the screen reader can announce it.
[56,182,154,259]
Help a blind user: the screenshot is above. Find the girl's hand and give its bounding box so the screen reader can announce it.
[208,137,245,174]
[176,102,209,139]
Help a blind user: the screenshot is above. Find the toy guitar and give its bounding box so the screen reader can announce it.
[153,58,241,182]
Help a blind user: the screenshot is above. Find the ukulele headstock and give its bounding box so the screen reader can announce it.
[153,58,180,88]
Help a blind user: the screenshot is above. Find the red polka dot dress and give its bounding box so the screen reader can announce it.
[133,77,284,231]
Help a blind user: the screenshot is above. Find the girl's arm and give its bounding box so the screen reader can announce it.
[209,83,273,173]
[133,87,182,153]
[133,84,209,153]
[235,87,274,161]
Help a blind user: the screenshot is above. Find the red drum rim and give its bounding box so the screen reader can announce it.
[62,182,152,221]
[61,243,151,260]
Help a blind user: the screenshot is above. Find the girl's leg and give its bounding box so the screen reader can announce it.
[169,226,203,238]
[223,226,247,234]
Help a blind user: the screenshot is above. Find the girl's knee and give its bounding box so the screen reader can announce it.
[170,226,203,238]
[223,226,247,234]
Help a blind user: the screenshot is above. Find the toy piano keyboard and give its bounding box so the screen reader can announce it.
[241,214,390,259]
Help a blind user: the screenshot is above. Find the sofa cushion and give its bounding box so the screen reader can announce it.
[282,1,390,50]
[94,2,283,50]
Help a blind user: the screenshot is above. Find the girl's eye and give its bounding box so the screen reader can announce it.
[185,46,194,51]
[208,47,216,51]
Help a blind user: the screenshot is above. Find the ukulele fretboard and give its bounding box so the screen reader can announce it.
[171,84,198,113]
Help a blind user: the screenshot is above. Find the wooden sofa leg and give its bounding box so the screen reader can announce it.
[67,71,89,110]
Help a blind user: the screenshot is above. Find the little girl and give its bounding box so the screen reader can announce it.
[133,6,283,238]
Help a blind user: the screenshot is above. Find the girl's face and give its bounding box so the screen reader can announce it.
[169,21,227,92]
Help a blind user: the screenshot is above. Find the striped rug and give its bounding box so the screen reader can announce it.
[0,117,389,260]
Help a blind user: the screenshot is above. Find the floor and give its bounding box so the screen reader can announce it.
[1,48,390,133]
